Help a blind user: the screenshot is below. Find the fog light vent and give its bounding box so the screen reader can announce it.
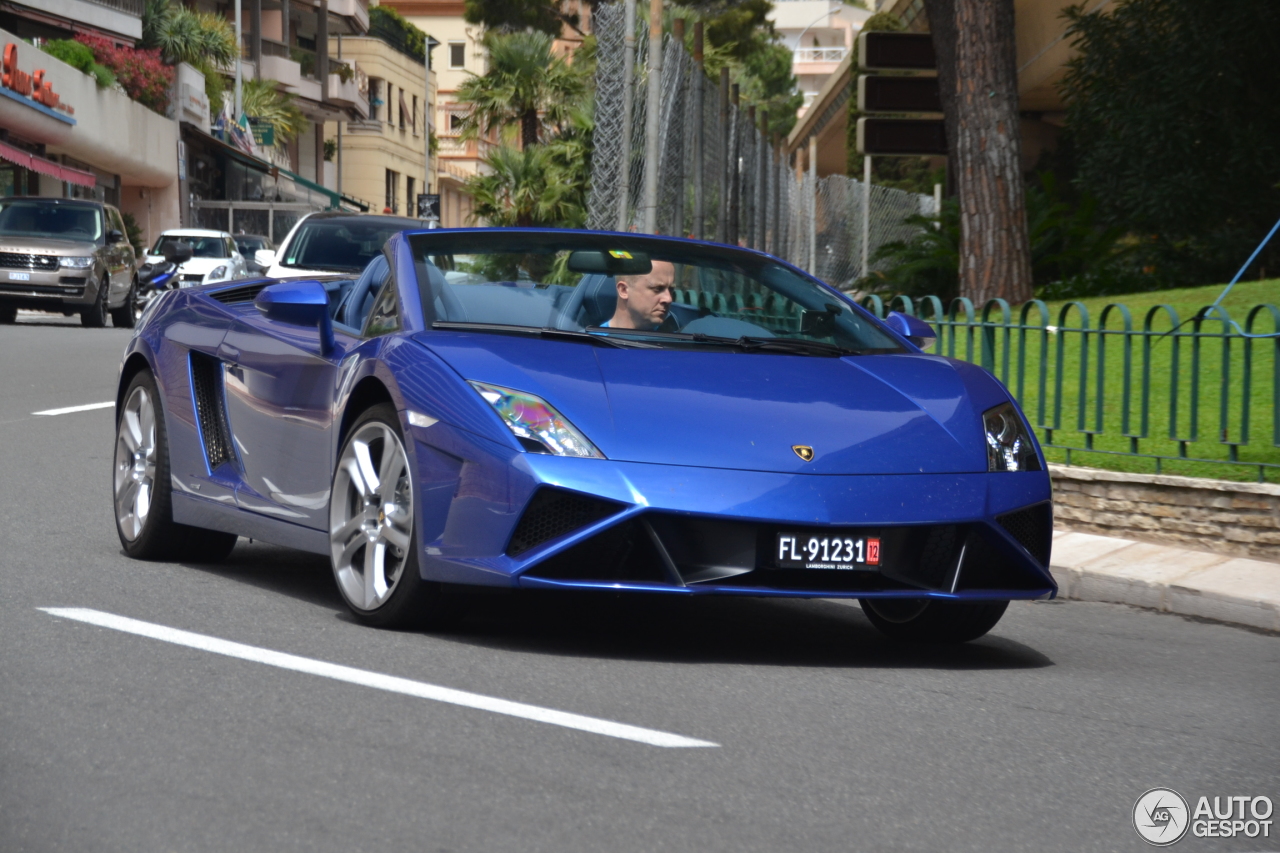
[996,503,1053,565]
[507,488,624,556]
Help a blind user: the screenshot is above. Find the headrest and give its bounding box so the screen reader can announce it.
[578,273,618,327]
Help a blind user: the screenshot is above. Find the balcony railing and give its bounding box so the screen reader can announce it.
[82,0,143,17]
[794,47,847,63]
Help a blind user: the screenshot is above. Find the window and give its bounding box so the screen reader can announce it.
[369,78,383,122]
[449,42,465,68]
[406,176,415,216]
[385,169,399,214]
[363,277,400,337]
[449,113,465,132]
[412,95,418,135]
[398,87,407,131]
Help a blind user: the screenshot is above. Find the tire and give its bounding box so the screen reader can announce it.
[110,277,138,329]
[0,303,16,324]
[329,403,453,628]
[81,276,108,328]
[113,369,238,562]
[860,598,1009,644]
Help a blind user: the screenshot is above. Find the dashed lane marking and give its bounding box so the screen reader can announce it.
[40,607,719,749]
[33,402,114,416]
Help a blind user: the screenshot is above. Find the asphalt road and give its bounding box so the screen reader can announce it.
[1,316,1276,853]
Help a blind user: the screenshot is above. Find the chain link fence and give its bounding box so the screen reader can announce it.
[586,1,937,290]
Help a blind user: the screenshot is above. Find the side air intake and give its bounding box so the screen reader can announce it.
[207,282,270,305]
[189,351,234,469]
[996,502,1053,566]
[506,488,625,556]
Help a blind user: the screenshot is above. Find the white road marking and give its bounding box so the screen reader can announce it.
[33,401,114,416]
[40,607,718,749]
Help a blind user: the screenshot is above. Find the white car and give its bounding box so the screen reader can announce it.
[256,212,425,280]
[144,228,248,287]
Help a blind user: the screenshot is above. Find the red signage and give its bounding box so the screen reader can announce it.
[2,43,75,116]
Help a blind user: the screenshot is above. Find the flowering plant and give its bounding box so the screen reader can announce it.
[76,35,174,114]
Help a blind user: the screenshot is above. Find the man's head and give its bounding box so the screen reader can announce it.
[609,260,675,329]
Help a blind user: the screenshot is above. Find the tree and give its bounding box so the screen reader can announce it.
[463,0,583,36]
[922,0,1033,304]
[454,31,587,150]
[241,78,308,148]
[465,145,587,227]
[1059,0,1280,285]
[140,0,237,115]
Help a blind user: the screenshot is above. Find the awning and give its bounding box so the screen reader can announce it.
[399,89,409,127]
[276,165,342,209]
[0,140,98,187]
[182,122,274,175]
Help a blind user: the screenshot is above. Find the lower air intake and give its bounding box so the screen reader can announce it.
[506,488,625,556]
[996,502,1053,566]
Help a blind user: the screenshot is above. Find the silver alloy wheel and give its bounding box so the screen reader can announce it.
[114,385,158,541]
[330,420,414,612]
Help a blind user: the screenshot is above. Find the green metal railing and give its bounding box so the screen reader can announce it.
[858,294,1280,482]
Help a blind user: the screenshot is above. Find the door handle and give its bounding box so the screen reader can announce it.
[219,343,241,360]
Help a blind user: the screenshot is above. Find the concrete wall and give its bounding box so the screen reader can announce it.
[1051,464,1280,563]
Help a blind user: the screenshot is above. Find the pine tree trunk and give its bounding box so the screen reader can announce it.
[923,0,1033,306]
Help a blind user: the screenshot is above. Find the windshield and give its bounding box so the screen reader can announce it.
[152,234,227,259]
[236,237,268,253]
[409,232,903,355]
[0,200,103,242]
[282,217,421,272]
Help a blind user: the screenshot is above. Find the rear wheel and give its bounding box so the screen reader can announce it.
[860,598,1009,644]
[81,276,108,328]
[110,277,138,328]
[113,369,238,562]
[329,404,452,628]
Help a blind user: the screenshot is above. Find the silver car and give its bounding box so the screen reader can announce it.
[0,197,139,328]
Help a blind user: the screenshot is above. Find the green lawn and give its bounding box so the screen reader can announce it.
[924,279,1280,482]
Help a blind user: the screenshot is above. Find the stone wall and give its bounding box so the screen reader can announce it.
[1050,464,1280,562]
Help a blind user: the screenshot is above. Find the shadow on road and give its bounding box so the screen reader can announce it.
[179,541,1053,671]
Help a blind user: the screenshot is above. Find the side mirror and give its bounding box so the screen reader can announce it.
[254,248,277,269]
[160,241,193,264]
[107,229,124,245]
[254,280,336,354]
[885,311,937,351]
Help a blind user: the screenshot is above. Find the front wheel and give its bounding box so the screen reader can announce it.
[110,277,138,328]
[0,303,16,324]
[860,598,1009,644]
[81,276,108,328]
[329,404,452,628]
[114,369,238,561]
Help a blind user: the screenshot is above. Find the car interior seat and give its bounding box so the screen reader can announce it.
[337,254,389,331]
[577,274,618,327]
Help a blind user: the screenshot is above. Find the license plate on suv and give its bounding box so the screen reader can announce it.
[8,272,30,281]
[774,533,881,570]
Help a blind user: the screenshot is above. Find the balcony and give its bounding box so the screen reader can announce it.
[328,71,369,119]
[327,0,370,34]
[794,47,847,64]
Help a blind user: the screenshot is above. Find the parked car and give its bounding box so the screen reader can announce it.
[113,228,1054,643]
[0,196,139,327]
[234,233,273,275]
[255,211,423,279]
[142,229,248,288]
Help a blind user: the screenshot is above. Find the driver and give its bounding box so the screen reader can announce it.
[603,260,675,329]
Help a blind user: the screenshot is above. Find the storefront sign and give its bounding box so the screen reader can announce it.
[2,43,75,117]
[248,118,274,147]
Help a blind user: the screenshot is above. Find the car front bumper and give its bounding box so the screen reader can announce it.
[0,267,98,308]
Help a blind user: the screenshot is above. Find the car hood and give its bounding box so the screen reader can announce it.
[149,257,227,275]
[417,332,998,475]
[2,236,99,254]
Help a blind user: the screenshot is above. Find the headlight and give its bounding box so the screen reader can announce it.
[207,265,228,282]
[469,381,604,458]
[983,402,1041,472]
[60,256,93,269]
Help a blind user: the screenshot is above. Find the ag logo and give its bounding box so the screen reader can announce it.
[792,445,814,461]
[1134,788,1190,846]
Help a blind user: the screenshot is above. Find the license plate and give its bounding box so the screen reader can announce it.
[8,272,30,281]
[774,533,880,570]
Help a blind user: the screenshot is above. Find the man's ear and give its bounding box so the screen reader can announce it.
[615,279,628,300]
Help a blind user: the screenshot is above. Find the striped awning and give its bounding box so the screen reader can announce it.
[0,141,98,187]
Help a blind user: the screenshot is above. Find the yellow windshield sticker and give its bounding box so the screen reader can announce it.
[607,250,633,259]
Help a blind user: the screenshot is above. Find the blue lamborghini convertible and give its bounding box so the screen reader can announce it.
[113,228,1054,642]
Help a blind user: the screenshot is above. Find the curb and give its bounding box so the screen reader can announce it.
[1050,529,1280,632]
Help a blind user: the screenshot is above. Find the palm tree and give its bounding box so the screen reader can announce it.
[454,31,586,149]
[241,78,309,147]
[464,145,585,227]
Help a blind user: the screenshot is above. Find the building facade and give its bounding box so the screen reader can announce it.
[770,0,870,117]
[324,30,435,216]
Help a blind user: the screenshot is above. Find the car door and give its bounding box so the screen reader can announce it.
[219,300,353,529]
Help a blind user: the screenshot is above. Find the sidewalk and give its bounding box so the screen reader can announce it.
[1050,529,1280,632]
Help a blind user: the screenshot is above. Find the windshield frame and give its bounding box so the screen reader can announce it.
[0,199,105,243]
[405,228,907,355]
